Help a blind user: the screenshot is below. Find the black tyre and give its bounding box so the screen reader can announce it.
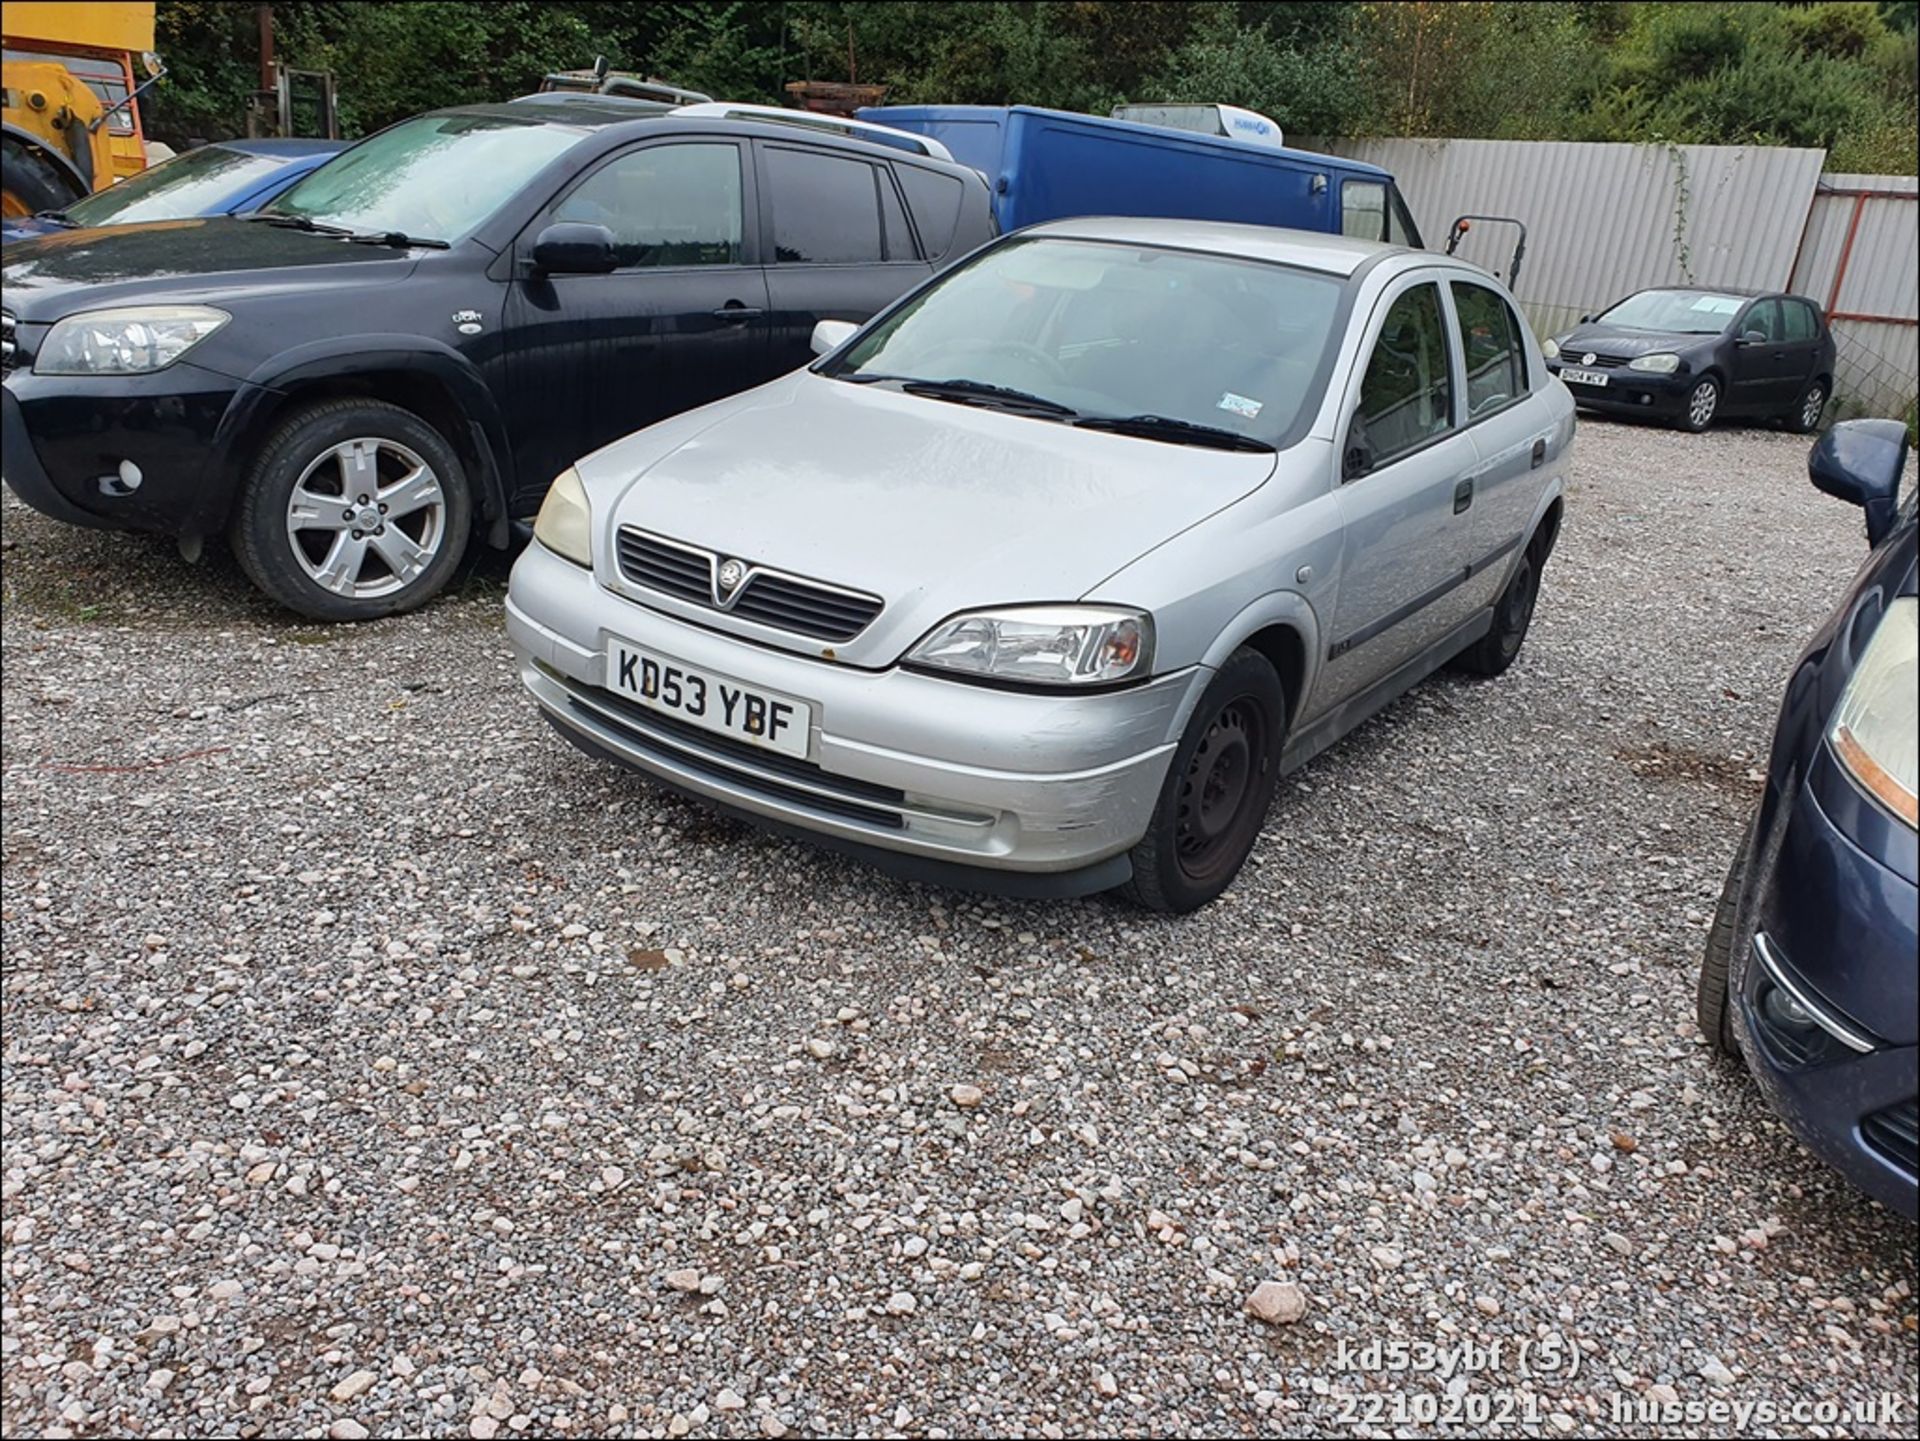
[1679,375,1720,433]
[1125,649,1286,913]
[1,132,88,220]
[1697,817,1756,1056]
[1785,378,1827,435]
[231,399,473,621]
[1452,549,1539,677]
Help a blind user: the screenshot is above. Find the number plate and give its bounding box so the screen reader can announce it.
[606,639,813,759]
[1559,367,1609,388]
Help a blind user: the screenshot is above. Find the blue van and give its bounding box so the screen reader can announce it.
[858,104,1423,243]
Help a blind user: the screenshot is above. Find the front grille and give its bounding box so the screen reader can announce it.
[615,526,883,643]
[1863,1099,1919,1175]
[1567,350,1629,369]
[1,312,15,377]
[554,667,909,830]
[615,529,710,604]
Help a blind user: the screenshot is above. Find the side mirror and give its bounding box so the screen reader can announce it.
[1578,313,1595,325]
[810,318,857,357]
[1738,329,1766,345]
[531,222,617,275]
[1342,436,1374,481]
[1809,418,1909,547]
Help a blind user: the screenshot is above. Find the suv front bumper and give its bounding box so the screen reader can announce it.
[2,364,251,539]
[507,540,1207,895]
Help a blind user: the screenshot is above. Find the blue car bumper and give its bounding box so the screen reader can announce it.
[1733,753,1919,1219]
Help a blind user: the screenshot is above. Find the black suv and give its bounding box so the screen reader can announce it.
[1,98,994,618]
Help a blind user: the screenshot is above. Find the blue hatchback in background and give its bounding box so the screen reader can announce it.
[1,138,344,244]
[1698,418,1918,1219]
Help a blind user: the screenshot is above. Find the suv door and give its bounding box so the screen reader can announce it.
[755,141,934,376]
[1728,298,1801,414]
[500,138,770,505]
[1314,276,1481,718]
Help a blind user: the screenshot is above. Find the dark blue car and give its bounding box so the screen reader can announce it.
[1698,419,1918,1219]
[2,138,343,244]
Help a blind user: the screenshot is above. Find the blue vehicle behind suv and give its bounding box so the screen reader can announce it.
[1,138,344,244]
[1697,419,1917,1219]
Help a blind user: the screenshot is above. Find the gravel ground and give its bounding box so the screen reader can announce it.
[3,416,1915,1440]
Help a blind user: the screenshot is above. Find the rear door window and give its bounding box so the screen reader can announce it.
[1782,299,1819,342]
[878,169,916,261]
[764,146,884,264]
[895,164,965,261]
[1449,281,1526,417]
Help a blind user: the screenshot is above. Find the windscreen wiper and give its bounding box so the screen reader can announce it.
[32,209,77,228]
[1072,413,1274,452]
[245,213,355,236]
[347,231,452,250]
[898,377,1078,417]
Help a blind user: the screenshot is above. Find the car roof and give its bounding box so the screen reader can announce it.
[430,100,974,170]
[218,137,348,158]
[1018,216,1436,278]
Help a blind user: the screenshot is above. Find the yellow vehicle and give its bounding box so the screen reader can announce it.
[3,1,159,218]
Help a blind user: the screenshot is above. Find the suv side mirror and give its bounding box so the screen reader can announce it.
[810,319,857,356]
[531,222,617,275]
[1810,418,1909,547]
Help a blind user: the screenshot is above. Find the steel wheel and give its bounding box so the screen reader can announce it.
[1174,695,1269,886]
[284,437,447,600]
[1686,378,1719,431]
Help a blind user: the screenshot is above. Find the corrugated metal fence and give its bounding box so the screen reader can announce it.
[1312,136,1917,419]
[1787,173,1918,422]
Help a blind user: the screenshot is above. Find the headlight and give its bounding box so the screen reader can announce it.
[1628,352,1681,374]
[532,466,593,567]
[36,305,229,375]
[907,605,1152,688]
[1541,337,1560,359]
[1830,596,1917,827]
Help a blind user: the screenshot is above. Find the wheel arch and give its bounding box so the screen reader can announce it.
[1193,590,1322,731]
[218,340,515,547]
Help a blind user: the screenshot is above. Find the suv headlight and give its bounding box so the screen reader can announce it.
[1541,337,1560,359]
[1628,352,1681,374]
[907,605,1152,688]
[1830,596,1917,827]
[36,305,230,375]
[532,466,592,567]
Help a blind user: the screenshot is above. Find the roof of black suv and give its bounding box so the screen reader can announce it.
[443,98,963,167]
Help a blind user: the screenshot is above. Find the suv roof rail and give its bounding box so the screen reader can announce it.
[671,102,955,162]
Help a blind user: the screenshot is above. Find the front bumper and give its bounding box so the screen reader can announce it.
[507,540,1207,893]
[1731,758,1919,1220]
[1,363,249,538]
[1545,361,1693,417]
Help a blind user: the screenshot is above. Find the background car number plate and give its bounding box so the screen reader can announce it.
[606,639,813,759]
[1560,367,1608,387]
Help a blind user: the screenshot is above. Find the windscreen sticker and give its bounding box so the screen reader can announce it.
[1218,392,1264,419]
[1690,295,1742,314]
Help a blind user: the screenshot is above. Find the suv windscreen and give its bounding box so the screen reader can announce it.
[826,236,1342,446]
[63,145,287,227]
[1599,289,1744,334]
[266,114,588,242]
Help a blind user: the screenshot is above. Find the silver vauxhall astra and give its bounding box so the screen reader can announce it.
[506,218,1574,911]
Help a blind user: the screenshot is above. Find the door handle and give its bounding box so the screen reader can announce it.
[1530,437,1547,469]
[712,304,764,323]
[1453,477,1475,514]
